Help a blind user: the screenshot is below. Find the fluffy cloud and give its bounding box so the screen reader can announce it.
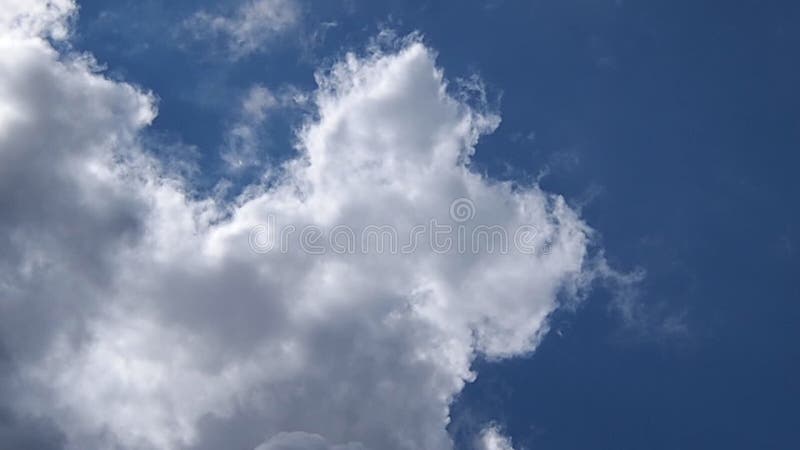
[0,0,155,368]
[185,0,301,58]
[476,427,515,450]
[1,2,608,449]
[0,0,74,39]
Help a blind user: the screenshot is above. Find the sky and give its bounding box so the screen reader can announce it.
[0,1,798,449]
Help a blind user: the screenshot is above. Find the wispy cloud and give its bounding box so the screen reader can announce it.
[220,83,308,171]
[220,85,277,170]
[184,0,301,58]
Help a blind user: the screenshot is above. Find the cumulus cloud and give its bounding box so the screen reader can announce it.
[0,2,619,449]
[184,0,301,58]
[0,0,75,39]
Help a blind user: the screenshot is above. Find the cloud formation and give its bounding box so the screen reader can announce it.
[476,427,515,450]
[0,0,74,39]
[185,0,301,58]
[254,432,365,450]
[0,2,608,449]
[221,85,279,170]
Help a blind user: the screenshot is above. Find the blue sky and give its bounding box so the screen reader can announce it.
[0,1,798,449]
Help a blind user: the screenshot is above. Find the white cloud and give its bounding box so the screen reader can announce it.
[477,426,516,450]
[221,84,278,170]
[185,0,301,58]
[0,2,622,450]
[220,83,310,171]
[0,0,75,39]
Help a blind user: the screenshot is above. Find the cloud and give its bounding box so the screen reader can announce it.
[254,432,365,450]
[219,83,309,171]
[184,0,301,58]
[221,85,278,170]
[477,426,516,450]
[0,0,155,366]
[0,2,619,449]
[0,0,75,39]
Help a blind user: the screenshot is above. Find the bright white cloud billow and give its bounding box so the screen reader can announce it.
[0,2,618,450]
